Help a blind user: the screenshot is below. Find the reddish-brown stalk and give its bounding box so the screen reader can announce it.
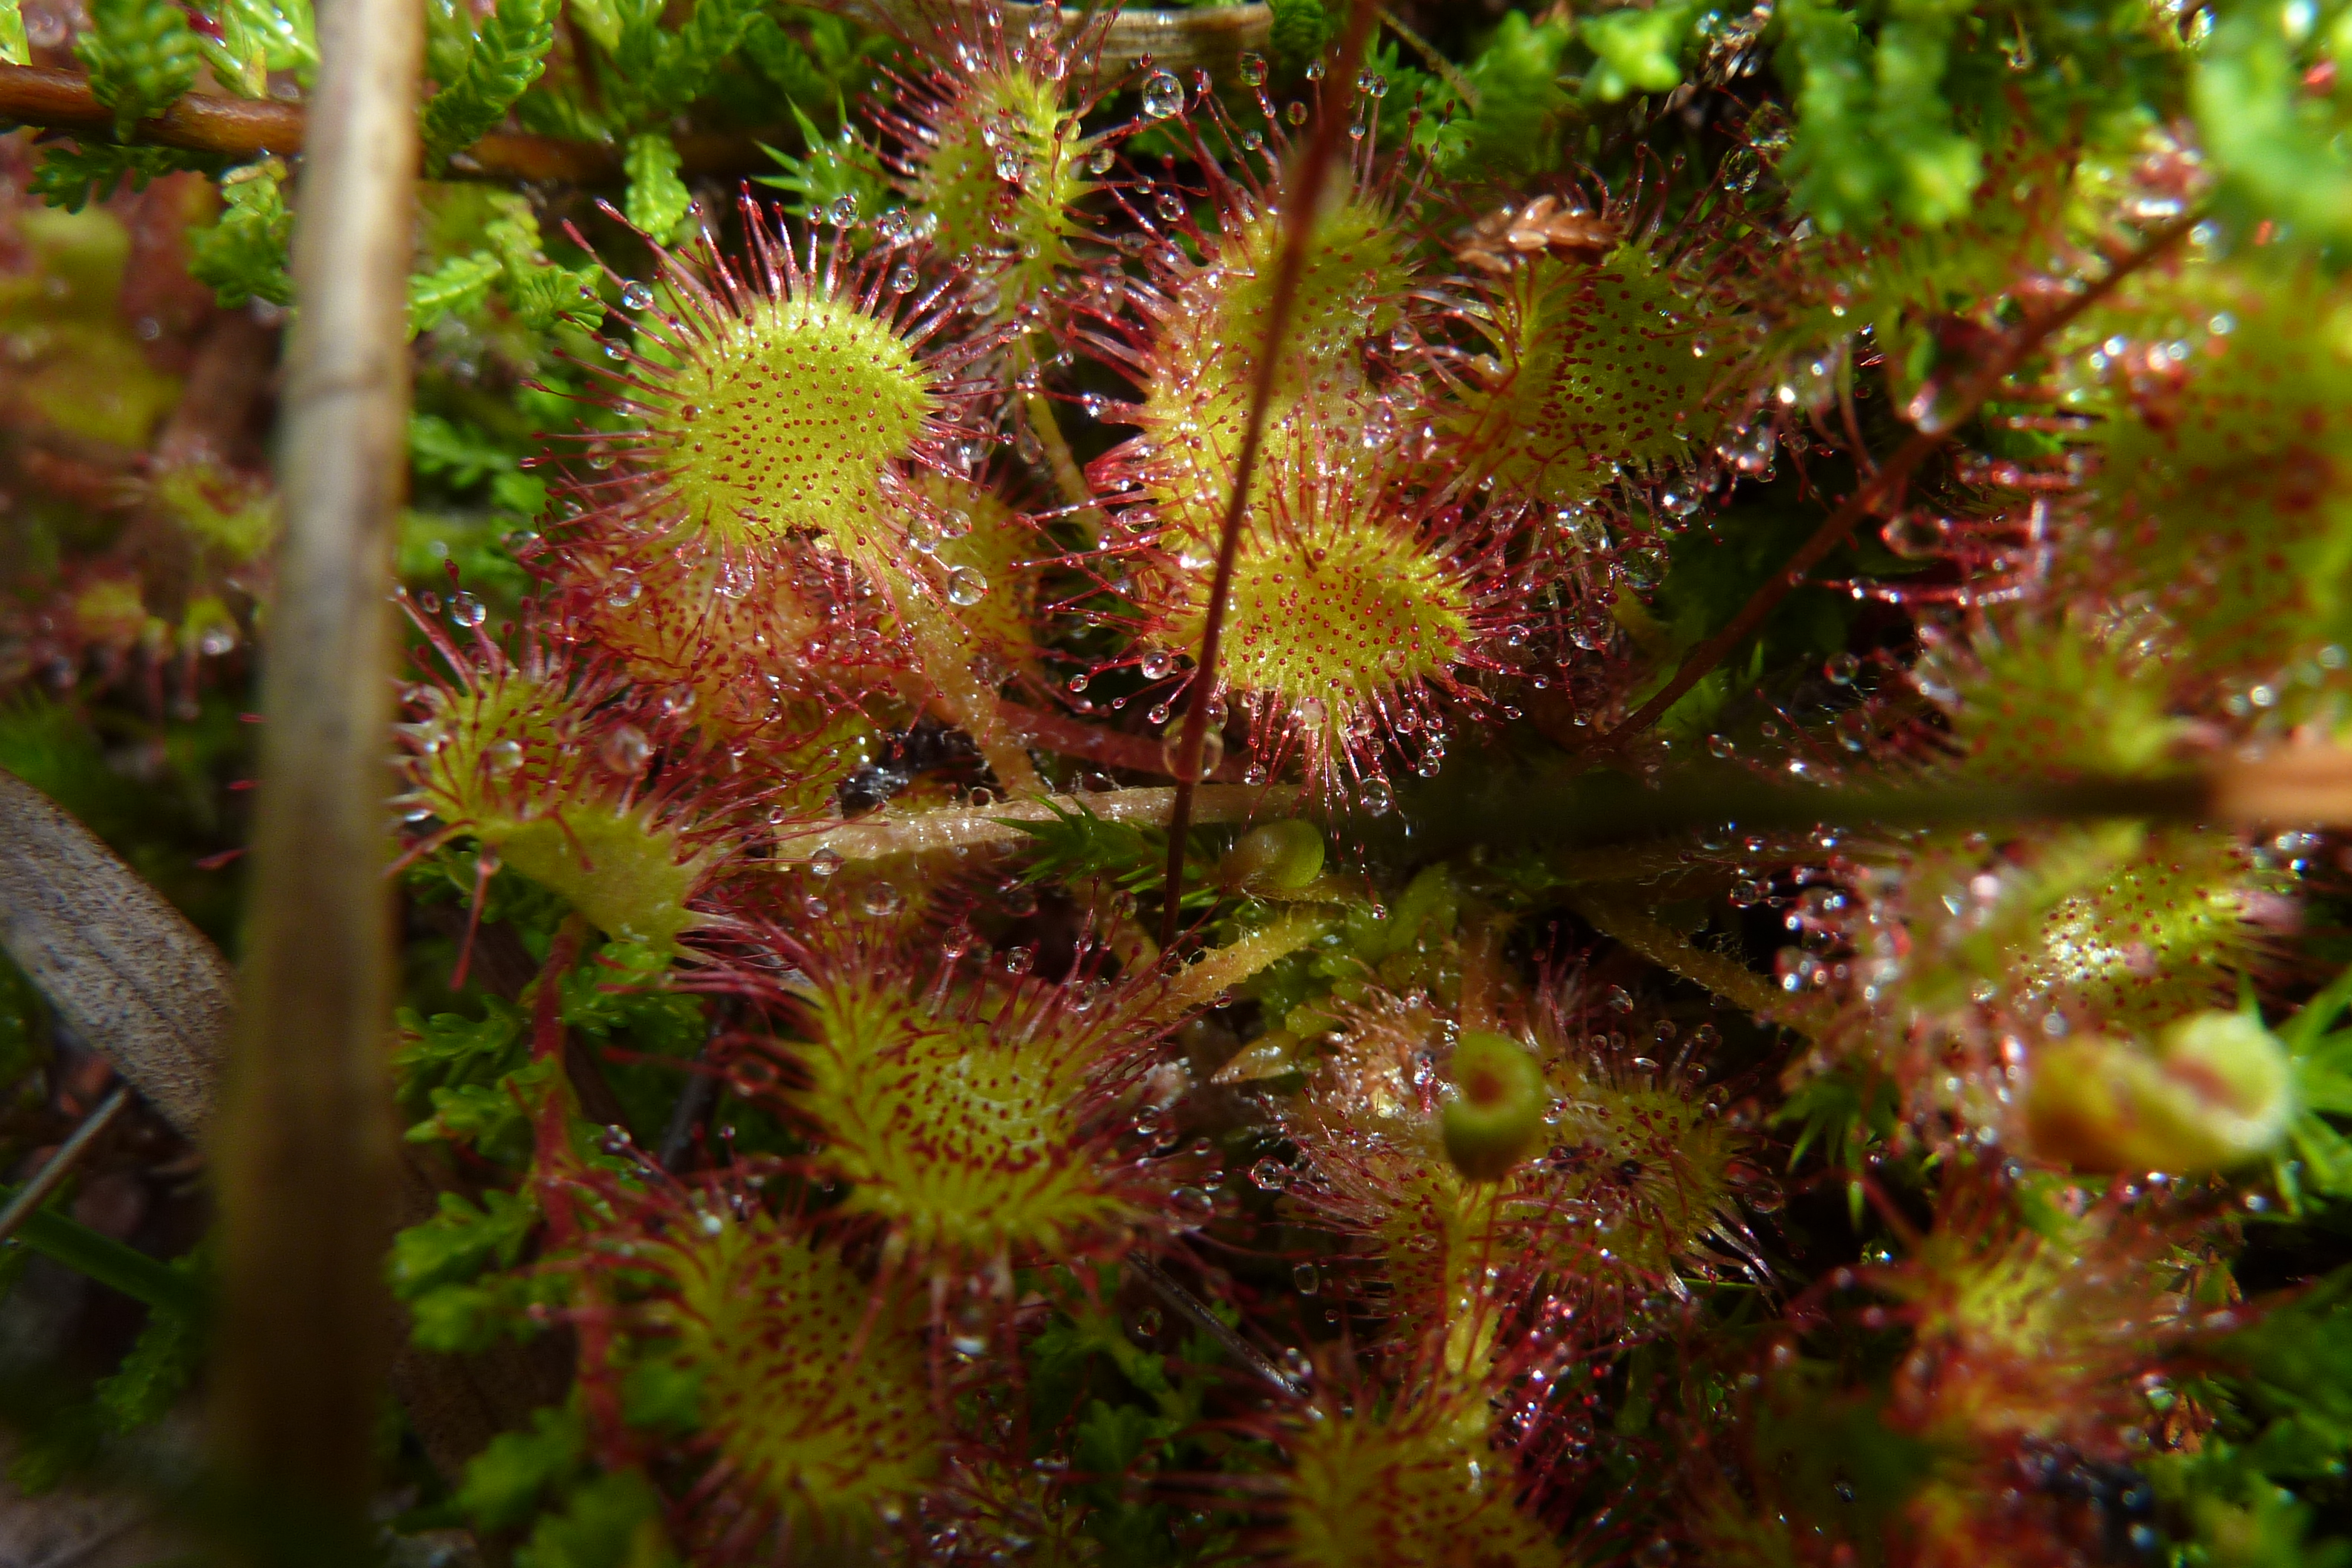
[1159,0,1384,952]
[1593,212,2204,754]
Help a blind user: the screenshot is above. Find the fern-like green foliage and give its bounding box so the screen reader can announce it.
[188,158,293,308]
[28,143,212,212]
[192,0,317,97]
[517,1469,679,1568]
[407,193,601,337]
[1010,801,1222,914]
[739,7,886,116]
[2268,966,2352,1209]
[75,0,202,135]
[754,100,890,221]
[1770,0,2181,233]
[421,0,559,160]
[4,1253,206,1496]
[1438,11,1576,176]
[489,201,604,333]
[409,411,549,517]
[1773,0,1984,230]
[600,0,763,129]
[461,1405,590,1532]
[1269,0,1339,66]
[2151,1271,2352,1564]
[408,252,506,338]
[624,133,694,245]
[1584,0,1701,100]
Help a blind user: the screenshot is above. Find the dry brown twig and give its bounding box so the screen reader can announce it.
[206,0,419,1523]
[0,4,1273,182]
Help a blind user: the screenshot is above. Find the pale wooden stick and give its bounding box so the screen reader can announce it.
[208,0,420,1520]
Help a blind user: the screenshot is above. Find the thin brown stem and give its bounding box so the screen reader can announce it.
[0,1085,132,1250]
[827,1,1274,74]
[1158,0,1382,953]
[1379,7,1476,106]
[1594,214,2201,752]
[208,0,420,1529]
[0,62,761,182]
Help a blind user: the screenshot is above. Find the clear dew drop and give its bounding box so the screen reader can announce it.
[1160,720,1224,780]
[599,724,651,775]
[1824,651,1862,685]
[1293,1261,1319,1294]
[1359,777,1395,815]
[889,265,919,293]
[486,739,524,778]
[945,566,989,606]
[809,846,843,878]
[1141,70,1184,118]
[1237,50,1267,85]
[448,591,486,628]
[1139,649,1175,679]
[618,279,653,310]
[1249,1157,1290,1191]
[860,881,905,917]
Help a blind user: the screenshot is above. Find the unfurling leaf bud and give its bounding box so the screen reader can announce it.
[2025,1010,2294,1175]
[1442,1030,1548,1182]
[1218,820,1327,893]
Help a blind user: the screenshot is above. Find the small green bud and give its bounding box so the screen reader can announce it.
[1217,820,1325,894]
[2025,1010,2294,1175]
[1442,1030,1548,1183]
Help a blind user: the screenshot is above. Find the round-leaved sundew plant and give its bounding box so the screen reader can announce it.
[396,607,742,953]
[1071,99,1568,797]
[728,917,1205,1270]
[22,1,2352,1565]
[554,196,1048,784]
[869,7,1118,323]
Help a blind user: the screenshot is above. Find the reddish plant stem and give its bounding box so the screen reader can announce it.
[1157,0,1382,953]
[0,62,762,182]
[1592,213,2201,753]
